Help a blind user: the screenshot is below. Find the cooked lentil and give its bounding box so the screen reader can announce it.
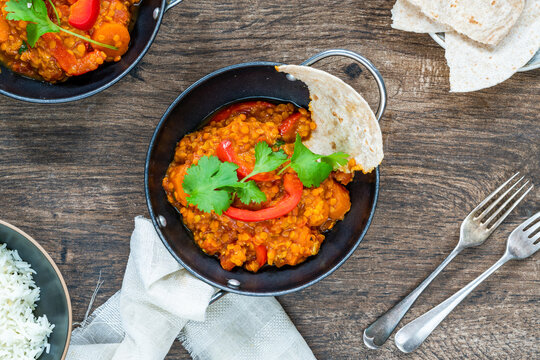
[0,0,136,82]
[163,101,353,272]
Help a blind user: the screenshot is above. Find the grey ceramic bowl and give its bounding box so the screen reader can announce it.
[0,220,72,360]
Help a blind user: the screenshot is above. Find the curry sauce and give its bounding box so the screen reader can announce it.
[0,0,136,82]
[163,101,353,272]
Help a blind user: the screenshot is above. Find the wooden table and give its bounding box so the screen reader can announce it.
[0,1,538,358]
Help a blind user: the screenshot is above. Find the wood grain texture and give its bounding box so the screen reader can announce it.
[0,0,538,358]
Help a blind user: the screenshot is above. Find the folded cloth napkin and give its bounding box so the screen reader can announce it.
[66,216,315,360]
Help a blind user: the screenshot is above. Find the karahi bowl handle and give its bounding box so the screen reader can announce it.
[209,289,227,304]
[165,0,183,12]
[300,49,387,122]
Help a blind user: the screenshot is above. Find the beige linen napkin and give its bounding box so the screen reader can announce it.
[66,217,315,360]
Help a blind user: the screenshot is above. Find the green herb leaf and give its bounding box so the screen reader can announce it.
[223,181,267,205]
[5,0,47,24]
[5,0,117,49]
[182,156,267,213]
[321,152,349,170]
[242,141,288,181]
[288,134,333,187]
[287,134,350,188]
[26,22,57,47]
[5,0,58,47]
[181,135,349,214]
[273,139,285,148]
[18,40,29,54]
[47,0,60,25]
[182,156,240,214]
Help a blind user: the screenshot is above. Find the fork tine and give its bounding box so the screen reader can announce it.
[486,185,533,230]
[476,175,525,221]
[524,214,540,234]
[531,232,540,246]
[526,221,540,236]
[521,212,540,229]
[483,181,531,225]
[470,172,520,219]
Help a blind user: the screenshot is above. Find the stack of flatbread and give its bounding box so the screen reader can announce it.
[391,0,540,92]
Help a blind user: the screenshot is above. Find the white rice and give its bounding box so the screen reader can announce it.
[0,243,55,359]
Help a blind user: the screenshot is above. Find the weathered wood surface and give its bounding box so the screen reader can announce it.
[0,0,538,358]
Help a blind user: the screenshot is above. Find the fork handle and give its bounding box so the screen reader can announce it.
[363,247,461,349]
[394,253,512,353]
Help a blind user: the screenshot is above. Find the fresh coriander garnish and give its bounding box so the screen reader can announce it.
[47,0,60,24]
[320,151,350,171]
[182,156,239,214]
[182,135,349,214]
[222,181,267,205]
[18,40,29,54]
[273,139,285,148]
[182,156,266,214]
[241,141,288,182]
[5,0,117,49]
[279,134,349,187]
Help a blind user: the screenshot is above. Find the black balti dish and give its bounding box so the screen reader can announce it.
[145,49,386,297]
[0,0,183,103]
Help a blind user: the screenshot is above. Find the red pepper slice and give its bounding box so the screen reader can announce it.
[68,0,100,31]
[225,173,303,222]
[255,245,267,267]
[43,33,106,76]
[43,33,77,72]
[211,101,274,122]
[278,112,301,140]
[216,140,274,182]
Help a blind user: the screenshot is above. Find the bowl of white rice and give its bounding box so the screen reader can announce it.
[0,220,71,360]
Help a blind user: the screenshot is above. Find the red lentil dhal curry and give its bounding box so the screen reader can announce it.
[163,101,355,272]
[0,0,136,82]
[162,65,384,273]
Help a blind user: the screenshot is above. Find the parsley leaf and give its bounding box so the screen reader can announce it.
[242,141,288,182]
[5,0,57,47]
[182,156,267,212]
[321,152,349,170]
[180,134,349,214]
[5,0,117,49]
[289,135,333,187]
[5,0,45,24]
[223,181,267,205]
[182,156,240,214]
[273,139,285,148]
[26,22,56,47]
[287,134,350,188]
[18,40,29,54]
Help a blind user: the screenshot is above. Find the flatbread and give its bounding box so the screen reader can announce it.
[407,0,525,45]
[445,0,540,92]
[391,0,448,33]
[276,65,384,174]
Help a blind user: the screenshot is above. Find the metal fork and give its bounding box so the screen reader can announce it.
[395,212,540,352]
[363,173,533,349]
